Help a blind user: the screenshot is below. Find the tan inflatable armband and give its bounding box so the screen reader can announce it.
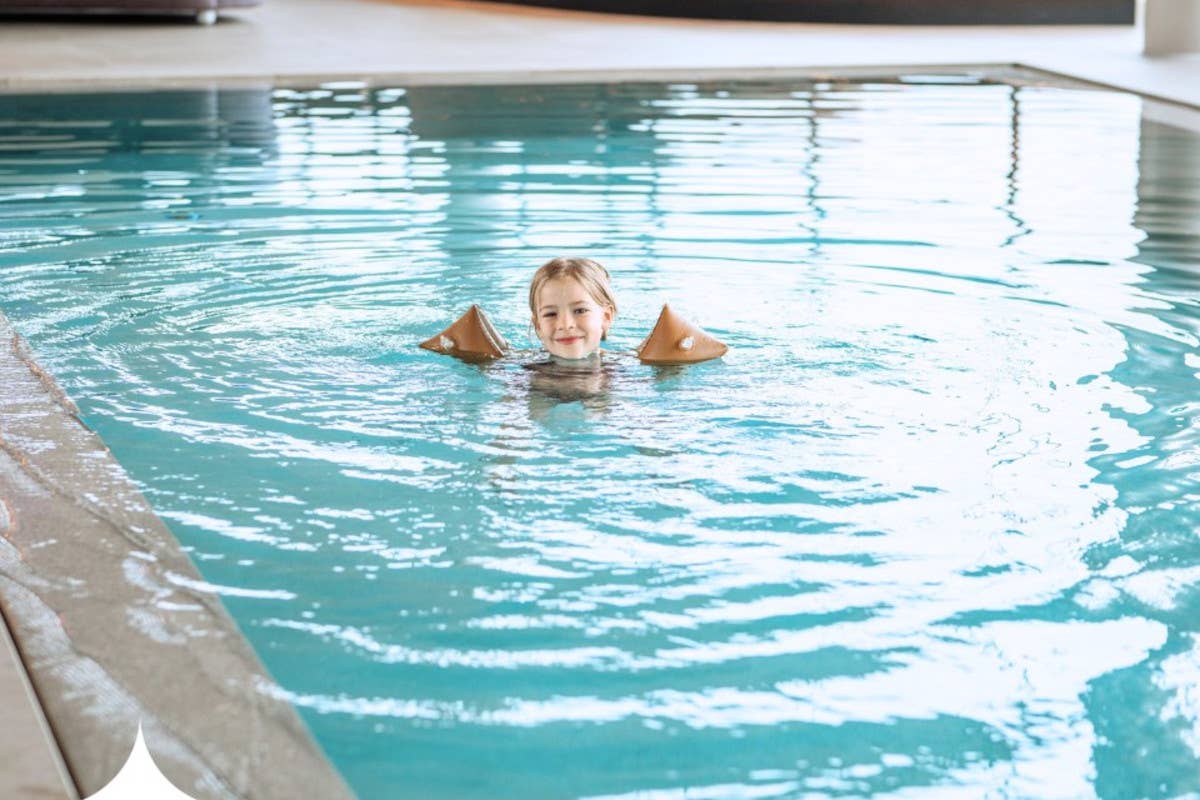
[419,304,510,362]
[636,304,727,365]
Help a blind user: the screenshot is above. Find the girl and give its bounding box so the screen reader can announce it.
[528,257,617,365]
[419,256,724,367]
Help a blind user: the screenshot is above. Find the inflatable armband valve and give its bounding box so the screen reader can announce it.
[419,304,510,362]
[636,304,728,365]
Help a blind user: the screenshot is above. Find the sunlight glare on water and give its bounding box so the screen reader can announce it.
[1,72,1199,799]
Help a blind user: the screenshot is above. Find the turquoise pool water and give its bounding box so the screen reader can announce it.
[2,72,1199,799]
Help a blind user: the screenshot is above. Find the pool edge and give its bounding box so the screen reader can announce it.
[1,60,1196,113]
[0,310,356,800]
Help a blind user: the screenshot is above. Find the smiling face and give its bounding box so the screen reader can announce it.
[533,276,614,360]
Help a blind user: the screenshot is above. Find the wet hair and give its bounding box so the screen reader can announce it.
[528,257,618,340]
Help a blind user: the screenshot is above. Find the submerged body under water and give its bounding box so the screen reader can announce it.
[1,72,1199,799]
[523,353,619,404]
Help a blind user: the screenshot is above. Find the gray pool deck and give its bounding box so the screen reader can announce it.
[0,0,1197,107]
[1,2,1199,798]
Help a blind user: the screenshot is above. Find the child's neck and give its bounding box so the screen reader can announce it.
[549,350,603,369]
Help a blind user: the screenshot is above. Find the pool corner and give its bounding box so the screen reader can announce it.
[0,310,355,800]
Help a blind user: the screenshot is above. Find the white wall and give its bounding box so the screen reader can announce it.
[1141,0,1200,55]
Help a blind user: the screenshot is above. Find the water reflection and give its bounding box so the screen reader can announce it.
[1076,100,1200,793]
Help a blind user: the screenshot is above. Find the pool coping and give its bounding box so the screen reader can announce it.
[0,311,355,800]
[2,60,1198,116]
[1,61,1197,800]
[0,595,76,799]
[4,61,1200,137]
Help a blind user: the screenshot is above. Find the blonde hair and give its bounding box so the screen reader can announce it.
[528,257,618,340]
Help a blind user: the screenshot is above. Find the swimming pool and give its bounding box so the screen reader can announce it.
[2,70,1199,799]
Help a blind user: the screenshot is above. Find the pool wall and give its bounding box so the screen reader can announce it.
[0,311,353,799]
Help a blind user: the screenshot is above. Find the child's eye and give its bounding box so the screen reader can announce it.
[542,312,556,318]
[575,307,589,315]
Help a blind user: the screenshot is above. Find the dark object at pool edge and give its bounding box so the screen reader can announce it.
[489,0,1134,25]
[0,0,259,25]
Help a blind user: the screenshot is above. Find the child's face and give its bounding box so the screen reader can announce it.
[533,276,613,360]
